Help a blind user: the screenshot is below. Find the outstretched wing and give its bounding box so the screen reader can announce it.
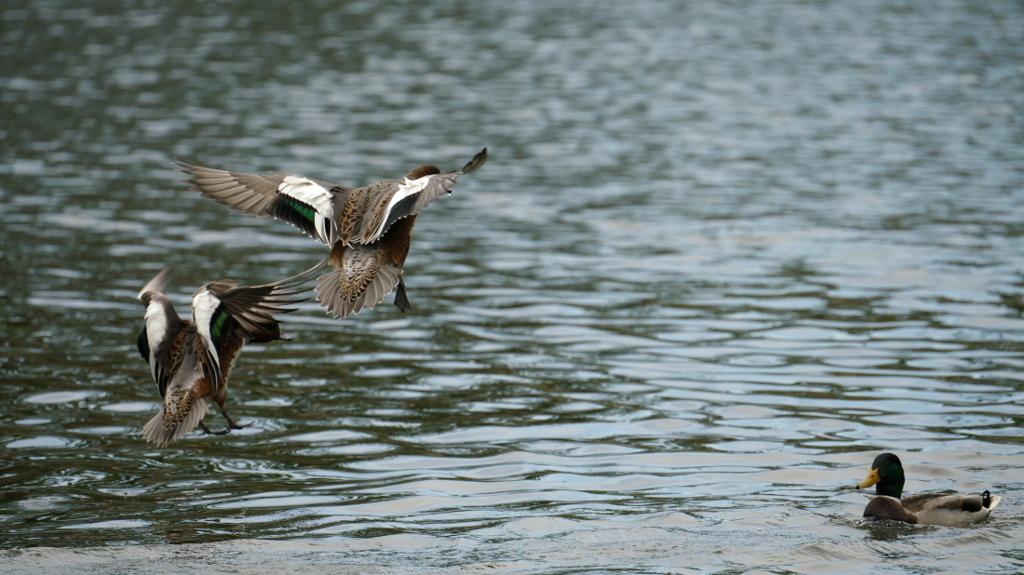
[198,258,326,348]
[359,148,487,244]
[174,159,349,245]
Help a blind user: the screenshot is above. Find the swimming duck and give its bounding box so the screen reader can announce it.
[857,452,1000,526]
[174,148,487,319]
[135,263,318,447]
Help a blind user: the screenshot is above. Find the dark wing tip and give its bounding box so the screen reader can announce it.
[171,157,202,182]
[461,148,487,174]
[171,156,198,171]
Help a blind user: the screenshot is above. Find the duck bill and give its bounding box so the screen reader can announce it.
[858,468,881,489]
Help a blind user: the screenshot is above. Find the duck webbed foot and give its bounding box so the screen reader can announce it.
[394,277,411,312]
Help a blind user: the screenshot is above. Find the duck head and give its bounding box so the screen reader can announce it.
[858,452,906,498]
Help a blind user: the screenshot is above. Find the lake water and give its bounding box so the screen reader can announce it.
[2,0,1023,573]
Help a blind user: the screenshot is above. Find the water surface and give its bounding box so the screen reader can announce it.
[2,0,1023,573]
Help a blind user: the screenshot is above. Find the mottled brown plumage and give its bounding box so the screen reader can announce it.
[136,263,320,447]
[174,148,487,318]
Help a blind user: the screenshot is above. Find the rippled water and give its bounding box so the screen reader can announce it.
[2,0,1023,573]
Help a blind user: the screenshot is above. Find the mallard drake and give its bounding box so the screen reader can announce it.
[857,452,1000,526]
[173,148,487,319]
[135,263,319,447]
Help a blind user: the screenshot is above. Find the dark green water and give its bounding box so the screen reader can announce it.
[2,0,1023,573]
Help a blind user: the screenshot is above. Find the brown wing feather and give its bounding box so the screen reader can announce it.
[174,159,286,218]
[363,148,486,244]
[203,259,326,340]
[334,180,398,245]
[174,159,353,245]
[903,492,984,513]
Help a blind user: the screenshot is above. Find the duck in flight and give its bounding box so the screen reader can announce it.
[174,148,487,319]
[136,263,318,447]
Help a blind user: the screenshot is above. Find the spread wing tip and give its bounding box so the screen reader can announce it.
[138,266,173,302]
[461,148,488,174]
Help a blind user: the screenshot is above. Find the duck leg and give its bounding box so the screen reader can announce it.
[198,421,231,436]
[197,408,250,436]
[219,408,250,430]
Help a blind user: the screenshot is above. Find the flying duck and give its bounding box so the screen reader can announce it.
[173,148,487,319]
[135,263,318,446]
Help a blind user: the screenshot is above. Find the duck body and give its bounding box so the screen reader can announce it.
[136,265,316,447]
[174,148,487,319]
[857,452,1000,526]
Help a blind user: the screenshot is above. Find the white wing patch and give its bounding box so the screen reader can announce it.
[368,175,433,240]
[191,287,222,372]
[314,213,333,245]
[144,299,171,380]
[144,302,169,349]
[279,176,334,219]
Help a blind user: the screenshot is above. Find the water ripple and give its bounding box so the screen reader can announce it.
[2,0,1023,572]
